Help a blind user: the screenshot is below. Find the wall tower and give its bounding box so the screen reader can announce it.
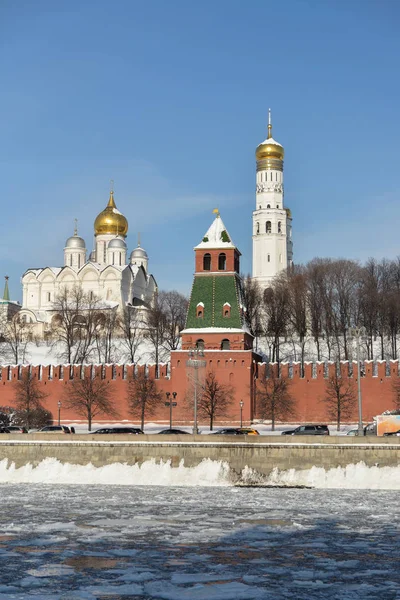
[252,110,293,288]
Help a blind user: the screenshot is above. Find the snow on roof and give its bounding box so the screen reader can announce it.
[112,208,122,215]
[194,214,236,250]
[180,327,246,334]
[257,136,283,148]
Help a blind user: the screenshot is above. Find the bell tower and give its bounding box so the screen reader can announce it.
[252,110,293,288]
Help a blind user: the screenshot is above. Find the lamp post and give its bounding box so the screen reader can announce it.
[240,400,244,428]
[349,326,366,436]
[165,392,178,429]
[187,347,207,434]
[57,400,61,426]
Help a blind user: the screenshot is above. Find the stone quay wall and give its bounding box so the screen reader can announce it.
[0,435,399,476]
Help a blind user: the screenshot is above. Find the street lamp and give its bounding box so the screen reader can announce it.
[165,392,178,429]
[57,400,61,426]
[349,326,366,436]
[187,347,207,434]
[240,400,244,428]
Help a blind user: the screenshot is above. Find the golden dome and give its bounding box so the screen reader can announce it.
[255,138,284,161]
[255,110,284,161]
[94,191,128,237]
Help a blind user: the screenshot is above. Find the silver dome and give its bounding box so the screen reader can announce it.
[108,237,127,249]
[130,246,148,259]
[65,235,86,249]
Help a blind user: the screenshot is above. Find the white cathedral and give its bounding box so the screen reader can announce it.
[19,190,157,335]
[252,110,293,288]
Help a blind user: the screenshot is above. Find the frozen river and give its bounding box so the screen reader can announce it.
[0,461,400,599]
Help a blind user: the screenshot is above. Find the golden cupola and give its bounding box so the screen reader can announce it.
[94,190,128,237]
[255,109,284,170]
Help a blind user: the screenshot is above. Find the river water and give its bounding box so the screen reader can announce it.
[0,459,399,599]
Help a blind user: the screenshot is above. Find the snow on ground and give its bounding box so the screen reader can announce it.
[0,483,399,598]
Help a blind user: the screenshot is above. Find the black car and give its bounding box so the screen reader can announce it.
[92,427,144,434]
[0,427,11,434]
[158,428,190,435]
[281,425,330,436]
[212,428,247,435]
[383,429,400,437]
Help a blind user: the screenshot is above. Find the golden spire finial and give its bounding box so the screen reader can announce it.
[212,208,219,216]
[267,108,272,139]
[107,180,116,208]
[74,218,78,236]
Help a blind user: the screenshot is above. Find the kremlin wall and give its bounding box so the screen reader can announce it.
[0,359,397,426]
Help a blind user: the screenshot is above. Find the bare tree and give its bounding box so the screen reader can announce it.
[126,369,163,431]
[322,367,357,431]
[287,267,308,375]
[241,275,262,340]
[119,306,144,363]
[262,277,290,368]
[159,290,188,351]
[2,315,30,363]
[63,375,117,431]
[197,371,235,431]
[144,295,167,376]
[51,285,100,364]
[13,371,49,430]
[94,309,120,363]
[257,372,296,431]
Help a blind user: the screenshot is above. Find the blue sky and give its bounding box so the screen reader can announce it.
[1,0,399,301]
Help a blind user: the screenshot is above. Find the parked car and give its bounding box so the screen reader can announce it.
[92,427,144,435]
[0,427,11,434]
[346,429,359,436]
[281,425,330,436]
[38,425,72,434]
[7,426,28,434]
[212,427,259,435]
[383,429,400,437]
[157,428,190,435]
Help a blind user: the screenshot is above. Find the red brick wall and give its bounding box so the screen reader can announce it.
[0,360,398,427]
[195,249,238,273]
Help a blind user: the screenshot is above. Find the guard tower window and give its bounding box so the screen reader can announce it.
[223,303,231,318]
[256,222,259,234]
[221,339,230,350]
[267,204,270,208]
[218,253,226,270]
[203,253,211,271]
[266,221,271,233]
[278,221,281,233]
[267,254,270,262]
[196,303,204,318]
[196,339,205,351]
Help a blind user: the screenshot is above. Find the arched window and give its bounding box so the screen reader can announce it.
[218,253,226,270]
[278,221,281,233]
[196,303,204,318]
[47,292,51,302]
[266,221,271,233]
[221,339,230,350]
[78,255,80,269]
[223,303,231,318]
[203,253,211,271]
[196,339,205,350]
[267,204,270,209]
[256,222,259,234]
[267,254,270,262]
[70,255,72,266]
